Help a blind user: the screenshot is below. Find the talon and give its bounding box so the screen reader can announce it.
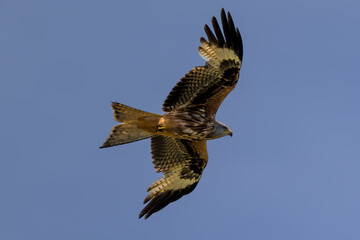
[156,125,166,132]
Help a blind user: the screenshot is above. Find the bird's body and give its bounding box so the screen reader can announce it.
[100,9,243,219]
[154,106,230,140]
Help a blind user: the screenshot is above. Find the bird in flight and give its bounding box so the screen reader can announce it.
[100,8,243,219]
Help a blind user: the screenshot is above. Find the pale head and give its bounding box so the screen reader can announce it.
[210,121,232,139]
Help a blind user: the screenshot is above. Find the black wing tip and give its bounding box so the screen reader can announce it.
[138,211,146,219]
[138,191,173,219]
[221,8,226,15]
[138,182,199,219]
[204,9,243,61]
[211,15,218,23]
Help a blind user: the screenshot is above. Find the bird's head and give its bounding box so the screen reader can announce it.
[213,121,232,139]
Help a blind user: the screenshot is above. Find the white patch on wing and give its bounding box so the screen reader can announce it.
[198,40,241,69]
[146,169,198,200]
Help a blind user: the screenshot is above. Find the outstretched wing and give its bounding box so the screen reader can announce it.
[139,136,208,219]
[162,8,243,115]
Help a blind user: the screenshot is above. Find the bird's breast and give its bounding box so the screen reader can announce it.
[160,109,215,140]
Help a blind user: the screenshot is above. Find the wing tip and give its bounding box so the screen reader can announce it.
[221,8,225,16]
[138,211,147,219]
[138,181,199,219]
[204,8,243,61]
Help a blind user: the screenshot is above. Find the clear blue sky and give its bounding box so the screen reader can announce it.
[1,0,360,239]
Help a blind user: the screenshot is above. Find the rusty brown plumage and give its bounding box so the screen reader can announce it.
[100,8,243,219]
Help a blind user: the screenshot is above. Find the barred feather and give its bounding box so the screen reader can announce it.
[138,137,207,219]
[162,8,243,114]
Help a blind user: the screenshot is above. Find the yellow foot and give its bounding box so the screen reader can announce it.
[156,117,166,133]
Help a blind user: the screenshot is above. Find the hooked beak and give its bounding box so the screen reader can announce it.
[228,130,233,137]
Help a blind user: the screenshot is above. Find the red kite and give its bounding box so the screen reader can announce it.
[101,9,243,219]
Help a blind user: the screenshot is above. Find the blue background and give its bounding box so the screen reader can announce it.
[1,0,360,239]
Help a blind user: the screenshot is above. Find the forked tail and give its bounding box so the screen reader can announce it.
[100,102,161,148]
